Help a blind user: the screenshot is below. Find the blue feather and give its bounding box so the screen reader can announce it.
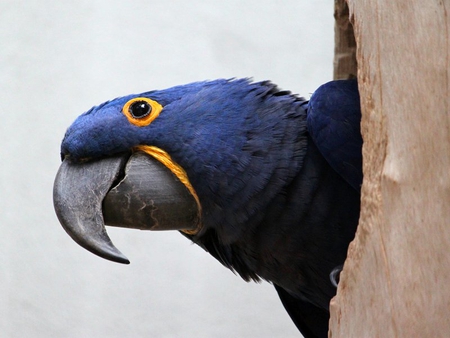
[307,79,362,191]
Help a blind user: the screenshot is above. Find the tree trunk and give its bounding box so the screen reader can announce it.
[330,0,450,337]
[333,0,357,80]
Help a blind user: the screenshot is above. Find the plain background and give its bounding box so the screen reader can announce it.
[0,1,333,337]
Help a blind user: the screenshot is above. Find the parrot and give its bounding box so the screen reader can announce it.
[53,78,362,338]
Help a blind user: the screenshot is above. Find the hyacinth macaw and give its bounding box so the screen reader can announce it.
[53,78,362,338]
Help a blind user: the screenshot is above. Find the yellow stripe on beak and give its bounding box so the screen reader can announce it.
[133,145,202,235]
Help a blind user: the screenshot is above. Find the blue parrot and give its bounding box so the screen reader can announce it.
[53,78,362,338]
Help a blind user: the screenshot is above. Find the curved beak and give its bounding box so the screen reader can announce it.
[53,152,200,264]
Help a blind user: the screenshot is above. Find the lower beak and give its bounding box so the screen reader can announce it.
[53,152,200,264]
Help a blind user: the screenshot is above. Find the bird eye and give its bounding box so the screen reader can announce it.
[122,97,163,127]
[129,101,151,118]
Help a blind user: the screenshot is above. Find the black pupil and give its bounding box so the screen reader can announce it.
[129,101,151,118]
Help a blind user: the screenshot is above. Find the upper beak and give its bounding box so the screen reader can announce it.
[53,152,200,264]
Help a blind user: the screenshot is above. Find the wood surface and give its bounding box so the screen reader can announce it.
[330,1,450,336]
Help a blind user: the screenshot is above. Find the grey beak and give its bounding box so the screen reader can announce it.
[53,152,200,264]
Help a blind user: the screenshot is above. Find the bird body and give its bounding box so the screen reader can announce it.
[55,79,362,338]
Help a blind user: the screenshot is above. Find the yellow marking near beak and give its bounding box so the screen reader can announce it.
[133,145,202,235]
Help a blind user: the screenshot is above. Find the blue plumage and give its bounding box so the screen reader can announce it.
[307,79,362,191]
[60,79,362,338]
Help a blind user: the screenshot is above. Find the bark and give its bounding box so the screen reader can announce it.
[333,0,357,80]
[330,1,450,337]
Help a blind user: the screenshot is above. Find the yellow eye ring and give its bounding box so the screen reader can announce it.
[122,97,163,127]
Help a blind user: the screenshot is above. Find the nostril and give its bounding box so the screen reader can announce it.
[60,152,70,162]
[60,144,69,161]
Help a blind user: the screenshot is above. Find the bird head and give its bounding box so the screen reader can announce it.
[54,79,308,264]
